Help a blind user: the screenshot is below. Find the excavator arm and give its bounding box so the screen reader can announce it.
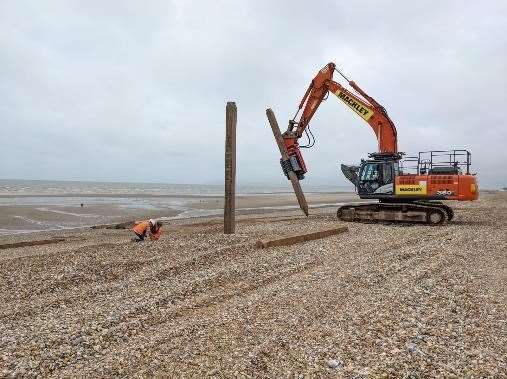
[281,62,398,179]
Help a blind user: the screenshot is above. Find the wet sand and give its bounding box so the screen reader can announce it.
[0,192,360,235]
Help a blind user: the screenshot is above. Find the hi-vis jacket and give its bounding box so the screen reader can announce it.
[132,220,162,240]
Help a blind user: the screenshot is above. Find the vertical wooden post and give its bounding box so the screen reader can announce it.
[224,102,237,234]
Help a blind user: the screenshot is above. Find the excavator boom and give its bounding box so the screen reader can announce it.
[284,63,398,173]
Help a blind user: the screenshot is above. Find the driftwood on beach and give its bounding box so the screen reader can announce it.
[0,238,65,250]
[256,226,348,248]
[91,221,134,230]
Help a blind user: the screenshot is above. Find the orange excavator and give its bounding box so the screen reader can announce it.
[278,62,478,224]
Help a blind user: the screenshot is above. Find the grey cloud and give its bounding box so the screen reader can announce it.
[1,0,506,188]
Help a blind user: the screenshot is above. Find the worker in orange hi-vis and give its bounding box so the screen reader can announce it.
[132,219,162,242]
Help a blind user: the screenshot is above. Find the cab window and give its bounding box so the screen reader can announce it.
[383,163,392,184]
[360,163,380,181]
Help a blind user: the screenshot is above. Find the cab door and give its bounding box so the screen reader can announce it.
[357,161,395,196]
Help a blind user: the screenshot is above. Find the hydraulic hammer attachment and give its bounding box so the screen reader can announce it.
[280,136,307,180]
[280,155,305,180]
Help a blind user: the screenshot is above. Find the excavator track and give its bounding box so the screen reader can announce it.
[414,201,454,221]
[337,202,448,225]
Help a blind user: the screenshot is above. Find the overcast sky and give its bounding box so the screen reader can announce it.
[1,1,506,188]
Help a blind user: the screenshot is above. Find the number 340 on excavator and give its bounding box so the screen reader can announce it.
[277,62,478,225]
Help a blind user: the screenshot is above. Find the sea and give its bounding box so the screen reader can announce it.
[0,179,354,235]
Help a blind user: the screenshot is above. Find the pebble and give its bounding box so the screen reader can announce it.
[71,336,85,346]
[407,343,418,353]
[327,359,342,369]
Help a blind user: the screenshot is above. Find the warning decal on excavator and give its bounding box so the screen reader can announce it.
[395,184,427,195]
[334,90,374,121]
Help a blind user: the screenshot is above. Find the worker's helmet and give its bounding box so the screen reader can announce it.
[149,219,156,226]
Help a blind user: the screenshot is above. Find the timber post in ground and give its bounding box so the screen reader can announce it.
[224,102,237,234]
[266,108,309,217]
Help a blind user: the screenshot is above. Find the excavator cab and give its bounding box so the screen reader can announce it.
[342,153,402,199]
[357,159,397,197]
